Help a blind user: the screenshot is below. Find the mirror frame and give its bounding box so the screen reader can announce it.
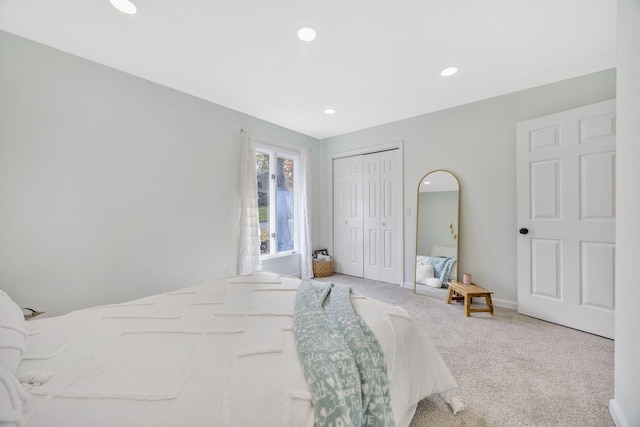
[413,169,460,297]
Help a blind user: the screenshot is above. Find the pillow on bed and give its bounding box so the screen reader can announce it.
[425,278,443,288]
[0,369,29,427]
[0,290,26,375]
[0,289,29,426]
[415,262,434,285]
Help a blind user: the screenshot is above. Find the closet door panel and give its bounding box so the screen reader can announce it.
[378,150,403,284]
[333,156,364,277]
[364,153,381,280]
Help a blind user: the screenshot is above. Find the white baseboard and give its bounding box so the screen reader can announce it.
[492,298,517,310]
[609,399,629,427]
[403,281,518,310]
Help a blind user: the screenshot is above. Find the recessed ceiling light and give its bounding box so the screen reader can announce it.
[424,181,431,185]
[324,108,336,115]
[110,0,137,14]
[297,26,317,42]
[440,67,458,77]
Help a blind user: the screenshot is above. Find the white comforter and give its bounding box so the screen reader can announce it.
[17,273,457,427]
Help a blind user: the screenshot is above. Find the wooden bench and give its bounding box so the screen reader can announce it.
[446,281,494,317]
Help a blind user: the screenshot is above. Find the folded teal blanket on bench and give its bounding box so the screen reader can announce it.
[293,279,395,427]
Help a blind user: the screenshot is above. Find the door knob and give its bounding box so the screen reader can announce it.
[519,228,529,235]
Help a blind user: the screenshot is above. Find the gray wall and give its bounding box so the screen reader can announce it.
[613,0,640,425]
[318,69,616,305]
[0,31,319,315]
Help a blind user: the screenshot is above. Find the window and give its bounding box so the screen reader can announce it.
[256,146,298,257]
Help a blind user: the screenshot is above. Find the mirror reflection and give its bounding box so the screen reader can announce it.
[414,170,459,299]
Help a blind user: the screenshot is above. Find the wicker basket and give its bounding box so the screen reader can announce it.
[312,260,334,277]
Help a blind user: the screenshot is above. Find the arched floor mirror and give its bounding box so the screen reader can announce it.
[414,170,459,299]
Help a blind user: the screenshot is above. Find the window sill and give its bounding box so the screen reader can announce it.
[260,251,297,261]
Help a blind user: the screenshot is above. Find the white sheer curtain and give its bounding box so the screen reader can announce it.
[238,130,262,275]
[299,148,313,279]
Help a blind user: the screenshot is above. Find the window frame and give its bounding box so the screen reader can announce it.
[255,144,300,259]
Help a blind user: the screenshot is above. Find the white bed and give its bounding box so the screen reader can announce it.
[2,273,459,427]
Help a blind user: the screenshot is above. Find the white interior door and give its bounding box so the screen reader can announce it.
[333,156,364,277]
[517,99,616,339]
[363,151,402,284]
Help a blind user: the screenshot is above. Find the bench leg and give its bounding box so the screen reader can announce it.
[464,295,471,317]
[486,294,494,316]
[446,287,454,304]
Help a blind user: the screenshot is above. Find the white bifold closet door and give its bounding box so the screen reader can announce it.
[333,150,402,285]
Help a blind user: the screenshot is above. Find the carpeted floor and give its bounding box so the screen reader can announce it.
[314,274,615,427]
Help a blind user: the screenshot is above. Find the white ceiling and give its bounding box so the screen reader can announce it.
[0,0,617,139]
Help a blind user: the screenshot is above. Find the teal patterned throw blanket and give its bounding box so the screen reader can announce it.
[293,279,395,427]
[426,256,456,282]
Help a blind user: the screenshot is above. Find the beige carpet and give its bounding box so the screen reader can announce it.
[314,274,614,427]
